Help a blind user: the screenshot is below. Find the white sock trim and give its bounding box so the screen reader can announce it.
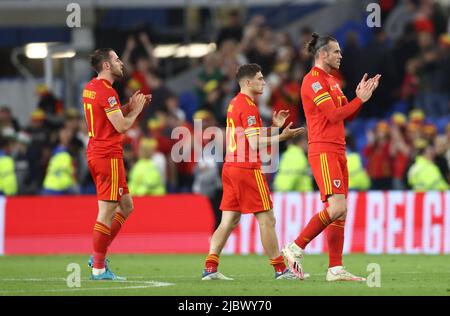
[92,268,106,275]
[329,266,343,273]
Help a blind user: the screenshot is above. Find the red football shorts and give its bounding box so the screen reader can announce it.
[308,152,348,202]
[88,158,129,202]
[220,165,273,213]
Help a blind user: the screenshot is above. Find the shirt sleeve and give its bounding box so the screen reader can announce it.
[98,88,121,116]
[305,76,362,123]
[304,76,335,108]
[240,104,262,138]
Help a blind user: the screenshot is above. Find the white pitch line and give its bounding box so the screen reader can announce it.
[0,278,174,294]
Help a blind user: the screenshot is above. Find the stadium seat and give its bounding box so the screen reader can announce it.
[179,91,200,123]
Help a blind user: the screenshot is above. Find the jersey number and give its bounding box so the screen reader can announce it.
[83,103,95,137]
[226,118,237,153]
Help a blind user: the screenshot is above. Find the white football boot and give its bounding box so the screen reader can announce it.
[282,242,305,280]
[202,271,234,281]
[326,266,366,282]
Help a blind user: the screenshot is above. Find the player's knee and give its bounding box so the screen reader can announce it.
[328,204,347,221]
[231,217,240,229]
[120,199,134,216]
[220,217,240,231]
[124,202,134,215]
[258,213,276,229]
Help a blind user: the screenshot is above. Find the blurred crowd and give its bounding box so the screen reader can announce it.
[1,0,450,210]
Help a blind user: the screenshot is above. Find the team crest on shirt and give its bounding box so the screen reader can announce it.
[331,83,342,93]
[119,188,123,196]
[108,96,118,107]
[247,116,257,126]
[311,81,322,93]
[333,180,341,188]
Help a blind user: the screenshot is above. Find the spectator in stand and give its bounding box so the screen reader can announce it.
[122,32,159,83]
[218,39,242,124]
[346,134,371,191]
[146,112,172,156]
[270,63,301,127]
[244,25,276,76]
[11,131,32,195]
[445,122,450,168]
[275,31,296,67]
[274,134,312,193]
[409,108,425,127]
[199,85,225,124]
[413,28,448,117]
[358,28,398,118]
[216,9,244,48]
[407,138,449,191]
[400,58,420,109]
[42,126,78,195]
[122,33,160,127]
[35,84,65,129]
[364,121,393,190]
[432,34,450,113]
[128,138,166,196]
[25,108,52,194]
[0,135,18,196]
[141,71,173,124]
[340,31,362,99]
[63,108,85,186]
[390,113,411,190]
[192,110,223,228]
[384,0,419,43]
[296,26,313,67]
[0,106,20,133]
[165,94,186,122]
[434,135,450,185]
[196,53,225,108]
[239,14,265,62]
[422,123,438,143]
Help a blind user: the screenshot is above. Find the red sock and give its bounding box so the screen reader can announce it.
[108,212,126,247]
[295,209,332,249]
[327,220,345,268]
[93,222,111,269]
[205,254,219,273]
[270,255,286,273]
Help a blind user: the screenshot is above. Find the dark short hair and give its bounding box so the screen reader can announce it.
[89,48,114,73]
[306,32,337,56]
[0,105,11,113]
[235,63,262,82]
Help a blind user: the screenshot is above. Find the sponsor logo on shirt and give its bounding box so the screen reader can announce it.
[108,96,117,107]
[247,116,257,127]
[312,81,322,93]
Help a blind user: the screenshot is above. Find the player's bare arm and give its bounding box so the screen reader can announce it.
[272,110,290,128]
[120,93,152,116]
[316,73,382,124]
[107,91,146,133]
[247,122,305,151]
[356,74,381,102]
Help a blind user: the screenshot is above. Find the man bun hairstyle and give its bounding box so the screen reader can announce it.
[306,32,337,57]
[236,63,262,82]
[89,48,114,74]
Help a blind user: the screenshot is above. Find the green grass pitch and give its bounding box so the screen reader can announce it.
[0,254,449,296]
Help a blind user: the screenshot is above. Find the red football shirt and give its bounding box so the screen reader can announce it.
[301,66,362,154]
[82,78,123,160]
[224,92,262,169]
